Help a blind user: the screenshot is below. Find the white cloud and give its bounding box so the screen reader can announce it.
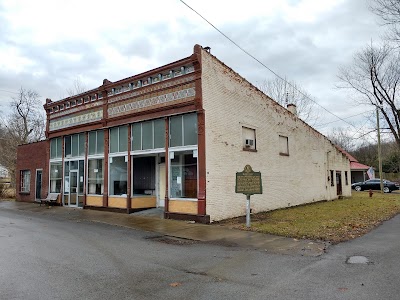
[0,0,387,136]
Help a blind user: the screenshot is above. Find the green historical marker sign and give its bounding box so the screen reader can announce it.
[236,165,262,228]
[235,164,262,195]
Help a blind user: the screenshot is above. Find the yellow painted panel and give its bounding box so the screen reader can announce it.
[169,200,198,214]
[131,196,156,209]
[86,195,103,207]
[108,196,127,208]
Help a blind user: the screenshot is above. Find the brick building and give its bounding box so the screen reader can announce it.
[16,44,351,222]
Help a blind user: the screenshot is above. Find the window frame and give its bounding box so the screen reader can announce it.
[87,157,104,196]
[64,133,85,158]
[20,170,31,193]
[279,135,289,156]
[242,126,256,152]
[108,154,128,196]
[88,130,104,155]
[168,146,198,201]
[109,126,128,154]
[131,119,165,152]
[169,113,198,148]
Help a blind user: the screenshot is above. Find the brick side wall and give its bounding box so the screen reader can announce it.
[16,140,49,202]
[201,50,351,222]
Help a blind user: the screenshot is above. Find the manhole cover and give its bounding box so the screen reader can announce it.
[346,256,370,264]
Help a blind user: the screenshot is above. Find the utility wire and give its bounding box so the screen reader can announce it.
[317,109,375,127]
[180,0,357,128]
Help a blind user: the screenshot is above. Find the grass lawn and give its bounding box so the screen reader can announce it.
[216,191,400,243]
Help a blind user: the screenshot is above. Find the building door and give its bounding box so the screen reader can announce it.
[336,171,342,196]
[69,170,78,207]
[158,163,166,207]
[35,169,42,201]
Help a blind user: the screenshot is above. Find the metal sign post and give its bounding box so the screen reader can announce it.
[235,165,263,228]
[246,194,251,228]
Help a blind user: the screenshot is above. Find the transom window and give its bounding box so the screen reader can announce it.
[88,130,104,155]
[65,133,85,158]
[50,138,62,159]
[109,126,128,153]
[169,113,197,147]
[132,119,165,151]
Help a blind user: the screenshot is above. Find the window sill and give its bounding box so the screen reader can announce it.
[243,148,257,152]
[19,191,30,195]
[279,153,289,156]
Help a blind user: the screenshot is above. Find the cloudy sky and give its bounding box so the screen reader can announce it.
[0,0,385,137]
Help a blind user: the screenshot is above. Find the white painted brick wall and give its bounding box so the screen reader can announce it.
[200,50,351,222]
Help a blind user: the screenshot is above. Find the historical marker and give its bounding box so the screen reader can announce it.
[235,165,262,227]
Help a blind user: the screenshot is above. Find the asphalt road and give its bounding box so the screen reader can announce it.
[1,207,400,300]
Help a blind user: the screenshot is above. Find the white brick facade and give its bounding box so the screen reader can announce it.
[201,49,351,222]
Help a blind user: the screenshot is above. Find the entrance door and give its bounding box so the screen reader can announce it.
[35,169,42,201]
[158,163,166,207]
[69,170,78,207]
[336,171,342,196]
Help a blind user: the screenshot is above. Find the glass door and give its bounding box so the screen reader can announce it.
[69,170,78,207]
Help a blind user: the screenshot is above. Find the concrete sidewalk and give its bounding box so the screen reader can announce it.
[0,200,328,256]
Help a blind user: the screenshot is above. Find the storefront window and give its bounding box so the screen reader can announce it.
[50,162,62,193]
[109,156,127,195]
[170,151,197,199]
[88,159,104,195]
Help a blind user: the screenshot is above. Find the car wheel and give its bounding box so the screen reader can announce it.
[355,186,362,192]
[383,186,390,193]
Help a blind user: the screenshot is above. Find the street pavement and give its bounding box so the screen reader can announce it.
[1,200,400,299]
[0,201,327,256]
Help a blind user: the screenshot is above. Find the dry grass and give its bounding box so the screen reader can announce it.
[216,191,400,243]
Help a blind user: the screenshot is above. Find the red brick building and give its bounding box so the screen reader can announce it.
[16,140,49,202]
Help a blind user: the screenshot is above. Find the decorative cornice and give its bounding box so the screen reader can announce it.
[108,85,196,118]
[49,108,103,131]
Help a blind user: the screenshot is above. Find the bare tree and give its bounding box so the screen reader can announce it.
[327,127,356,152]
[66,77,87,97]
[338,42,400,149]
[259,77,319,125]
[0,88,45,186]
[371,0,400,42]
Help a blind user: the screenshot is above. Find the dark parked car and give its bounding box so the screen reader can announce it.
[351,179,400,193]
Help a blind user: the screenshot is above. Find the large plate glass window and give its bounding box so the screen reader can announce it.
[50,162,62,193]
[170,150,197,199]
[109,156,127,195]
[88,158,104,195]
